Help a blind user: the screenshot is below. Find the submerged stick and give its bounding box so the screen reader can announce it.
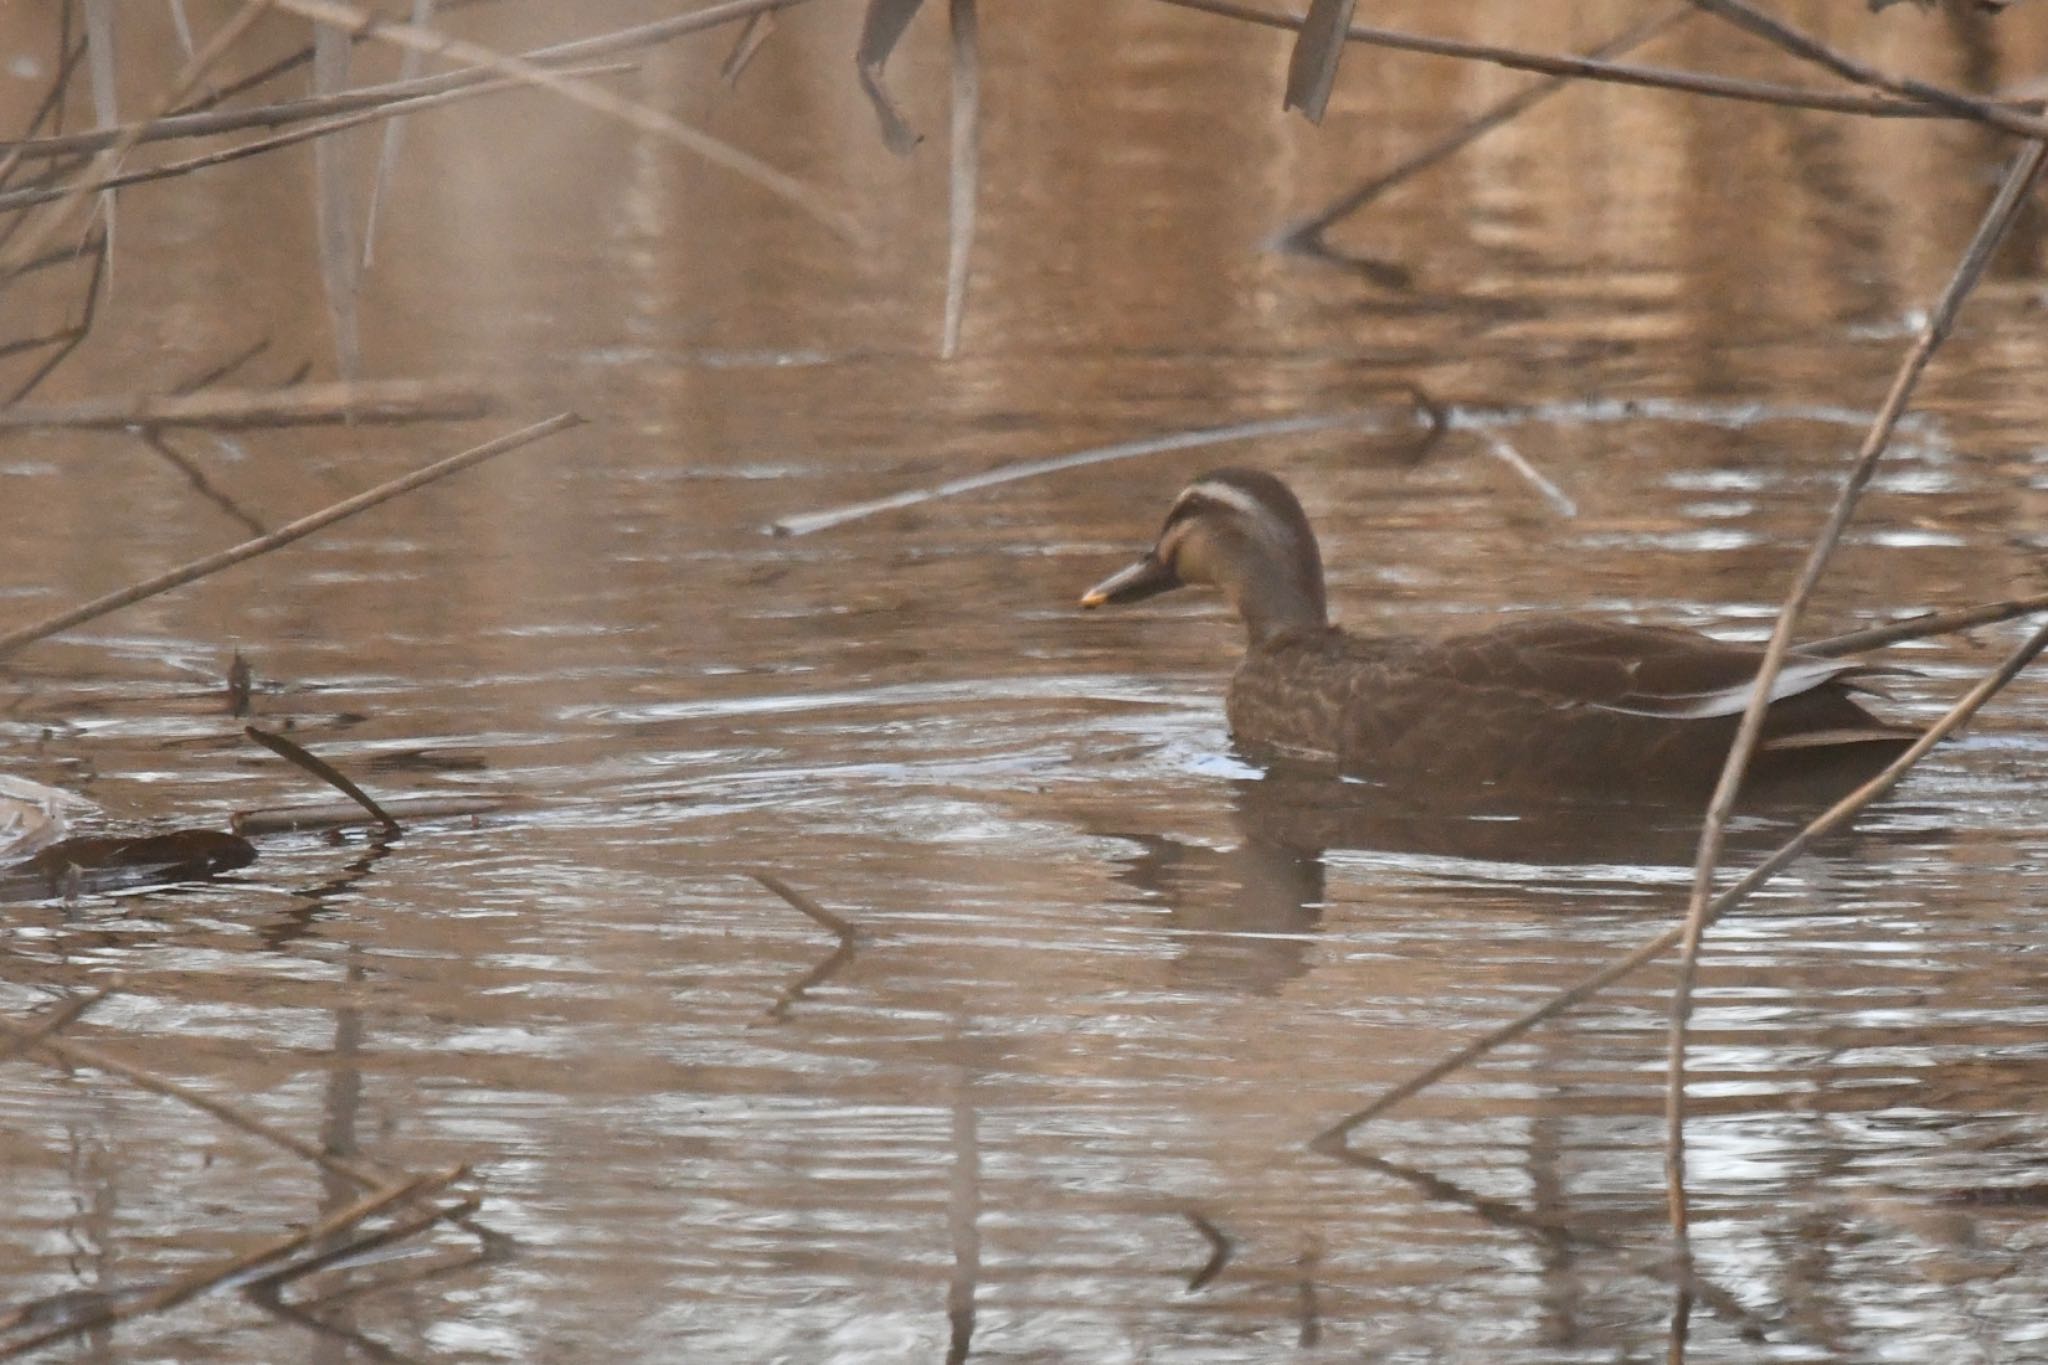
[751,872,864,1019]
[1314,609,2048,1152]
[1665,139,2048,1240]
[0,412,580,661]
[768,408,1391,536]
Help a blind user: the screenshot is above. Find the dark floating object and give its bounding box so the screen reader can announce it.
[0,829,256,902]
[1081,467,1922,801]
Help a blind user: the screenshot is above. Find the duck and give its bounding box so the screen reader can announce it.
[1079,467,1919,800]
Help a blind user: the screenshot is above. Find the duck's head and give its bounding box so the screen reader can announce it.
[1080,467,1328,645]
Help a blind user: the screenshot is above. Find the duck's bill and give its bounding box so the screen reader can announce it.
[1080,553,1181,608]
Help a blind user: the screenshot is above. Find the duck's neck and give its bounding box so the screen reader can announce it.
[1227,555,1327,647]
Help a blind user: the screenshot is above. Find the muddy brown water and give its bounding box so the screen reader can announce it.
[4,3,2048,1361]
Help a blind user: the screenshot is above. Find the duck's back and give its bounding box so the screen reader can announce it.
[1226,617,1912,796]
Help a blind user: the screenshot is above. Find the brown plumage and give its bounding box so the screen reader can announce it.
[1080,468,1917,800]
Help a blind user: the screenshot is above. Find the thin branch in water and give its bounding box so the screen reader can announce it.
[0,37,89,194]
[941,0,980,359]
[0,412,581,661]
[768,407,1394,536]
[1665,139,2048,1242]
[1312,608,2048,1152]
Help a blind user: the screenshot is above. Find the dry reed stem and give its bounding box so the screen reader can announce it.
[269,0,858,240]
[0,0,272,287]
[0,1166,466,1357]
[0,0,826,161]
[1314,608,2048,1153]
[857,0,929,154]
[1152,0,2044,125]
[1665,139,2048,1240]
[0,1020,395,1189]
[769,407,1391,535]
[941,0,980,359]
[0,377,492,429]
[0,411,580,661]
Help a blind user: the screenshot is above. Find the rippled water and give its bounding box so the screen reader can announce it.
[4,2,2048,1361]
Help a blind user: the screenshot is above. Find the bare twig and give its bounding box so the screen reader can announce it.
[1665,140,2048,1240]
[1184,1212,1232,1291]
[1314,609,2048,1151]
[0,411,580,660]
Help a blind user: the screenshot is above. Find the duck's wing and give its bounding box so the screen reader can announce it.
[1437,618,1899,719]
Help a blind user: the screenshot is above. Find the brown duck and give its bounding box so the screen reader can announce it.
[1080,468,1918,799]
